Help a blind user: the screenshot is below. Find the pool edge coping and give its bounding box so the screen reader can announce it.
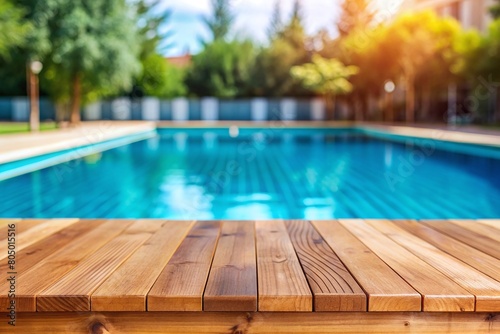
[1,121,500,168]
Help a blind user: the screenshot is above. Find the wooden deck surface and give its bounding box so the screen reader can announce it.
[1,218,500,333]
[2,218,500,313]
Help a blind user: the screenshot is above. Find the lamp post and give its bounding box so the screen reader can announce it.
[28,60,43,132]
[384,80,396,123]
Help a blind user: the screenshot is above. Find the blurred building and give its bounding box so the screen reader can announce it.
[166,52,192,68]
[401,0,495,30]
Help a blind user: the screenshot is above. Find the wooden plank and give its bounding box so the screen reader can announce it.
[312,220,421,312]
[0,218,19,224]
[396,220,500,285]
[256,220,312,312]
[10,312,500,334]
[204,221,257,312]
[148,221,221,311]
[0,219,44,237]
[0,220,136,312]
[422,220,500,260]
[367,220,500,312]
[91,221,195,311]
[477,219,500,231]
[285,220,366,311]
[0,218,20,231]
[449,219,500,242]
[37,220,162,312]
[0,219,106,281]
[338,220,474,312]
[0,219,77,261]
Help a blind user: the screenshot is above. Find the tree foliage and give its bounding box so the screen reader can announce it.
[138,54,186,98]
[291,55,358,95]
[0,0,497,125]
[384,11,465,121]
[130,0,183,99]
[249,0,309,97]
[337,0,375,37]
[0,0,31,59]
[279,0,306,49]
[333,10,472,122]
[133,0,174,59]
[204,0,234,42]
[491,0,500,19]
[185,39,255,98]
[475,20,500,80]
[291,54,358,119]
[267,0,283,41]
[25,0,141,122]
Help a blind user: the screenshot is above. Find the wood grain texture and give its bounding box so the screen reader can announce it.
[7,312,500,333]
[204,221,258,312]
[256,220,312,312]
[148,221,221,311]
[312,220,421,312]
[91,221,195,311]
[0,219,104,283]
[449,220,500,242]
[396,220,500,286]
[0,218,21,236]
[0,219,79,261]
[477,219,500,231]
[0,219,45,238]
[367,220,500,312]
[338,219,474,312]
[285,220,366,311]
[2,218,499,317]
[36,220,162,312]
[422,220,500,260]
[0,220,136,312]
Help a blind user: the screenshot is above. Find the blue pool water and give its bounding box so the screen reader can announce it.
[1,128,499,219]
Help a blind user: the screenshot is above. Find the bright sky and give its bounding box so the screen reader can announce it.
[161,0,404,57]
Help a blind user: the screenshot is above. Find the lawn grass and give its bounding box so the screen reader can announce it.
[0,122,57,134]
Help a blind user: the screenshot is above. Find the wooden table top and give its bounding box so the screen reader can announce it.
[1,218,499,313]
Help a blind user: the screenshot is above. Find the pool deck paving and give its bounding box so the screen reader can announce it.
[0,219,499,333]
[0,121,156,165]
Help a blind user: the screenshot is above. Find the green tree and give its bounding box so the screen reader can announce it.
[138,54,186,98]
[291,54,358,119]
[280,0,305,49]
[25,0,141,123]
[383,11,462,122]
[267,0,283,41]
[414,15,468,120]
[475,20,500,79]
[204,0,234,41]
[491,0,500,19]
[0,0,31,59]
[249,0,308,97]
[185,39,255,98]
[133,0,174,59]
[332,10,471,122]
[131,0,185,98]
[473,20,500,122]
[251,39,305,97]
[335,25,393,120]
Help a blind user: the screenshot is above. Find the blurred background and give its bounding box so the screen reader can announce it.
[0,0,499,130]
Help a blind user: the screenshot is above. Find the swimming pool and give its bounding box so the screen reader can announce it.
[1,127,499,219]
